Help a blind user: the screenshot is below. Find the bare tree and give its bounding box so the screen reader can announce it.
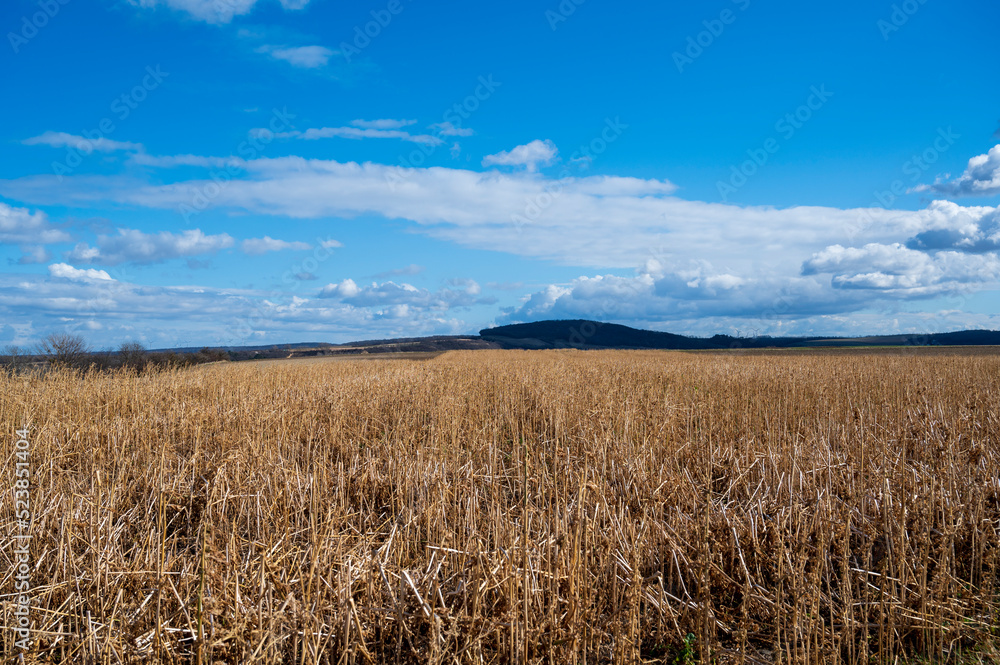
[118,341,148,370]
[2,345,28,373]
[37,333,90,368]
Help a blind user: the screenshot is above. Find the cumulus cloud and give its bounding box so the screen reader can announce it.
[319,278,360,299]
[128,0,310,24]
[446,277,481,294]
[803,243,926,277]
[803,242,1000,294]
[915,144,1000,198]
[500,268,838,331]
[0,202,72,244]
[319,278,490,310]
[901,200,1000,253]
[0,268,468,348]
[256,45,334,68]
[241,236,311,255]
[500,232,1000,336]
[7,151,1000,334]
[4,156,686,269]
[482,139,558,172]
[66,228,235,265]
[16,246,51,264]
[23,132,144,153]
[48,263,114,282]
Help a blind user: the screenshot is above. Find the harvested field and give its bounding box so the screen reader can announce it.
[2,349,999,663]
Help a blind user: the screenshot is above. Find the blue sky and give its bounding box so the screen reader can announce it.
[2,0,999,348]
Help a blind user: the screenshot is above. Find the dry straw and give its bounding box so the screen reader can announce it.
[1,348,999,663]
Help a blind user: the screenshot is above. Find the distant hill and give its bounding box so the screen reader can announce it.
[146,321,1000,360]
[480,320,1000,350]
[480,320,712,350]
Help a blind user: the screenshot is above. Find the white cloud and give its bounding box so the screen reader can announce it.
[241,236,311,255]
[497,274,861,335]
[10,157,681,267]
[483,139,558,172]
[499,235,1000,334]
[351,119,417,130]
[898,200,1000,252]
[7,153,1000,331]
[48,263,114,282]
[17,246,51,264]
[802,243,927,277]
[319,278,489,310]
[430,121,474,137]
[319,238,343,249]
[446,277,481,295]
[66,228,235,265]
[67,244,100,262]
[23,131,143,154]
[128,0,309,24]
[0,201,72,244]
[292,126,443,145]
[319,278,360,299]
[256,45,334,68]
[915,144,1000,198]
[0,268,468,348]
[803,242,1000,294]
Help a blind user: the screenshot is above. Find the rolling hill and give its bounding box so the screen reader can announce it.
[479,320,1000,350]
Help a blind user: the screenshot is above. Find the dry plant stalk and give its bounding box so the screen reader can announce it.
[1,348,999,663]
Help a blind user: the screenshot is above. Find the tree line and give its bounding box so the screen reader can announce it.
[1,333,230,374]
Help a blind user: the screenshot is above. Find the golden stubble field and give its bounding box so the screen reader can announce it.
[2,348,999,664]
